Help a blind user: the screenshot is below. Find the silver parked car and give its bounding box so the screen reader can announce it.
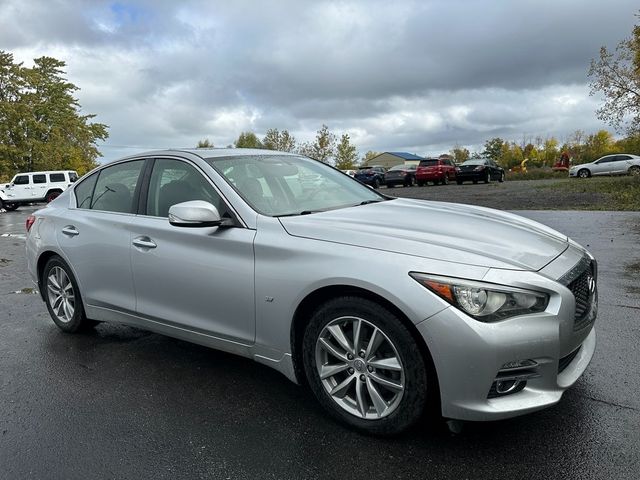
[569,153,640,178]
[25,149,597,434]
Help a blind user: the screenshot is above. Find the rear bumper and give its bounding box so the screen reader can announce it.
[416,172,446,181]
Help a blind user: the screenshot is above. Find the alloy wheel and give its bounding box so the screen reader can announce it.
[47,266,75,323]
[315,316,405,419]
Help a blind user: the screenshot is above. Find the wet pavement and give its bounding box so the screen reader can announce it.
[0,206,639,479]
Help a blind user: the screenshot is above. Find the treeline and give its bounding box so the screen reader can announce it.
[453,130,640,169]
[0,52,108,181]
[197,124,380,170]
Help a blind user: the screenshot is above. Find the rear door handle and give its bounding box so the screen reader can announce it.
[61,225,79,237]
[132,236,157,249]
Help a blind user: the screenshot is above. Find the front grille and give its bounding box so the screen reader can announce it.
[558,347,581,374]
[560,256,597,331]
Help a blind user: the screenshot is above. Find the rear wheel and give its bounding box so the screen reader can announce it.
[499,172,505,182]
[456,180,463,185]
[43,256,91,333]
[372,178,380,189]
[303,297,429,435]
[442,175,449,185]
[629,166,640,176]
[405,176,414,187]
[417,181,425,187]
[578,169,590,178]
[46,190,62,203]
[3,202,18,211]
[484,172,491,183]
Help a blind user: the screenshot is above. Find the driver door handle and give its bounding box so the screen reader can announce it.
[132,236,157,249]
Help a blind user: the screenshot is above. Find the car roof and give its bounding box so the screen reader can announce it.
[115,148,299,163]
[13,170,76,175]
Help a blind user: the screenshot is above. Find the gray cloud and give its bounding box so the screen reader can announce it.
[2,0,638,162]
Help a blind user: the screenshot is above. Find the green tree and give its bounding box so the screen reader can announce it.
[450,145,470,163]
[262,128,296,152]
[298,124,336,163]
[361,150,381,165]
[0,52,108,179]
[482,137,505,160]
[334,133,358,169]
[583,130,615,162]
[196,138,214,148]
[588,12,640,133]
[234,131,263,149]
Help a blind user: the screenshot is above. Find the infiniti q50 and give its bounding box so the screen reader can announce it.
[25,149,597,434]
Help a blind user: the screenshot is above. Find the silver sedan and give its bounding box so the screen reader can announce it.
[25,149,597,434]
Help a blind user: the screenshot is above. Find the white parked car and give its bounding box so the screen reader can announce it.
[0,170,78,211]
[569,154,640,178]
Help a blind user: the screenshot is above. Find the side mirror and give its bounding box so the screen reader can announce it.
[168,200,224,228]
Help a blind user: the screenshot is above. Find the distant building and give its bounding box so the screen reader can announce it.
[362,152,424,168]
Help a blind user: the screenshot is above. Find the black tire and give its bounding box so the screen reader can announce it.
[433,179,440,186]
[45,190,62,203]
[456,180,463,185]
[472,179,478,184]
[629,166,640,176]
[372,178,380,189]
[442,175,449,185]
[578,169,590,178]
[3,202,18,211]
[387,183,394,189]
[499,172,505,183]
[42,256,91,333]
[302,296,429,435]
[417,181,425,187]
[484,172,491,184]
[405,176,414,187]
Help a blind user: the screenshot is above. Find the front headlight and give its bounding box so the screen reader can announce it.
[410,273,549,322]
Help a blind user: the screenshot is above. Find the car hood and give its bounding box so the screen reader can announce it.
[279,198,569,270]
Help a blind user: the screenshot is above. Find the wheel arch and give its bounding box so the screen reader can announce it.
[290,284,441,411]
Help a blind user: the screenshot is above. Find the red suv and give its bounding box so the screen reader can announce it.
[416,158,457,186]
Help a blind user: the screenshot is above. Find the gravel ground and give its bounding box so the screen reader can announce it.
[383,179,608,210]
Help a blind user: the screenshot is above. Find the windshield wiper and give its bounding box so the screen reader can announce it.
[274,210,317,217]
[358,199,386,206]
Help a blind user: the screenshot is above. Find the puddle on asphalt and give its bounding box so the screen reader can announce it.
[10,288,38,295]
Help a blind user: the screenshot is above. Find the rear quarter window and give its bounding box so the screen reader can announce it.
[75,173,99,209]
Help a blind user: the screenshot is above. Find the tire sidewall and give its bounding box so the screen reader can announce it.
[302,297,428,435]
[43,256,87,333]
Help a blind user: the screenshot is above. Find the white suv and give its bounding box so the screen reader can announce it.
[0,170,78,211]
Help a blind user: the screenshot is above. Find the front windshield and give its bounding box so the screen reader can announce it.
[462,159,486,166]
[206,155,387,216]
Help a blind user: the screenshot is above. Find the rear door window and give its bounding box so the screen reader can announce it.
[33,174,46,184]
[50,173,66,182]
[90,161,145,214]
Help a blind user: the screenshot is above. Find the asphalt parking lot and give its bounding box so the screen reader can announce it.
[1,204,639,480]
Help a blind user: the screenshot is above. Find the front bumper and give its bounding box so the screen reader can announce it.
[417,248,596,421]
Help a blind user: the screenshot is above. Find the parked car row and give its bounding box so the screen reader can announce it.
[348,158,505,189]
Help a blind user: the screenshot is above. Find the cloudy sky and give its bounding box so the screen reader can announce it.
[1,0,638,162]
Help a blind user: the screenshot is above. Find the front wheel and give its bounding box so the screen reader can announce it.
[629,166,640,176]
[372,178,380,189]
[578,169,590,178]
[303,297,428,435]
[43,256,91,333]
[456,180,463,185]
[499,172,505,182]
[3,202,18,211]
[46,191,61,203]
[442,175,449,185]
[484,172,491,183]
